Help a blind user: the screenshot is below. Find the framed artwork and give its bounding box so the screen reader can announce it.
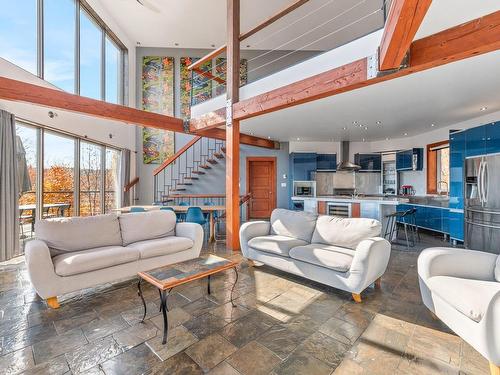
[141,56,175,164]
[180,57,212,120]
[215,58,248,96]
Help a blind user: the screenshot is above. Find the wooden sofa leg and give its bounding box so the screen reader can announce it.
[490,362,500,375]
[46,297,60,309]
[247,259,256,267]
[352,293,362,303]
[374,277,382,289]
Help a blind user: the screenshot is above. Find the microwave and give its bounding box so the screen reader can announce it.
[293,181,316,197]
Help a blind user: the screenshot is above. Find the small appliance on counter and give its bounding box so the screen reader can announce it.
[382,152,398,195]
[400,185,416,196]
[293,181,316,197]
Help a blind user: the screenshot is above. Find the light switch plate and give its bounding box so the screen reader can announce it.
[281,182,287,187]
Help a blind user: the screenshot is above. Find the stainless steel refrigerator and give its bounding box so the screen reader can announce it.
[465,155,500,254]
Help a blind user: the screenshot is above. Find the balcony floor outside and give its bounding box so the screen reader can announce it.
[0,233,489,374]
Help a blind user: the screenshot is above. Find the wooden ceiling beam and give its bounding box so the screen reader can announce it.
[187,0,309,71]
[0,76,185,132]
[378,0,433,71]
[189,11,500,131]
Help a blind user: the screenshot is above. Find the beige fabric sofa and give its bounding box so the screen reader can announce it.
[239,209,391,302]
[25,210,203,308]
[418,247,500,374]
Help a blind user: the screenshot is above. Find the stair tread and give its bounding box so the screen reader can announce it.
[178,183,193,185]
[184,177,199,180]
[171,188,187,191]
[192,171,206,174]
[213,153,224,159]
[207,159,218,164]
[199,165,212,169]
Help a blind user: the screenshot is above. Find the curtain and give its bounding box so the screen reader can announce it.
[120,149,131,207]
[0,110,20,261]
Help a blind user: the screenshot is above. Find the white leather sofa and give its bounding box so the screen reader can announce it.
[418,247,500,374]
[239,209,391,302]
[25,210,203,308]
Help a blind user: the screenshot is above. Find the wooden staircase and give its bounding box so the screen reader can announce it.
[153,137,226,203]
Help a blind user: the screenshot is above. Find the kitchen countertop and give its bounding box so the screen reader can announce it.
[292,195,450,208]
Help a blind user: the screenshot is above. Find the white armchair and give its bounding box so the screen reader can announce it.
[418,247,500,374]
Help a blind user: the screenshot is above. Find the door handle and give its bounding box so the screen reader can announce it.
[483,161,489,204]
[477,160,484,205]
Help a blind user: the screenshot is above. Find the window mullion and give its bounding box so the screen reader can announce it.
[37,0,44,78]
[75,0,81,95]
[101,31,106,101]
[100,145,106,213]
[75,138,81,216]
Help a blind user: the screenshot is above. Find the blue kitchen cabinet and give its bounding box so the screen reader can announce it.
[354,153,381,172]
[465,125,487,157]
[486,121,500,154]
[396,148,423,171]
[449,131,465,210]
[397,204,449,234]
[290,152,317,181]
[441,208,449,234]
[449,210,464,242]
[316,154,337,170]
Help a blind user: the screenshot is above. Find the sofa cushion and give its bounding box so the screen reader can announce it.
[495,256,500,282]
[119,210,176,246]
[53,246,139,277]
[427,276,500,322]
[311,215,381,249]
[289,244,355,272]
[248,235,309,257]
[35,214,122,256]
[270,208,317,242]
[127,236,194,259]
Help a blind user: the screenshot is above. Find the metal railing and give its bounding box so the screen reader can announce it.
[153,137,226,204]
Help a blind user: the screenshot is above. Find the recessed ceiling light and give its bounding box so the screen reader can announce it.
[431,123,435,127]
[352,121,358,125]
[480,106,487,111]
[136,41,141,45]
[386,137,390,141]
[364,126,368,130]
[211,44,215,48]
[249,132,254,135]
[246,45,251,48]
[342,127,347,130]
[174,43,179,46]
[404,132,408,136]
[296,138,300,141]
[267,136,271,139]
[376,121,382,125]
[362,138,366,142]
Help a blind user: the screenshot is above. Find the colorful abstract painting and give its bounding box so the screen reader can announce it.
[215,58,248,96]
[141,56,175,164]
[180,57,212,120]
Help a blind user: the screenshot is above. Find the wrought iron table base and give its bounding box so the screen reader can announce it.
[137,266,238,345]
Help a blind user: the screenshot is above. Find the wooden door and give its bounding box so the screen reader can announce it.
[247,157,276,219]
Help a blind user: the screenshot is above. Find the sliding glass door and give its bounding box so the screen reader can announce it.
[43,131,75,217]
[15,121,123,251]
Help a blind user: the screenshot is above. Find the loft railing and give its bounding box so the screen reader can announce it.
[153,137,226,204]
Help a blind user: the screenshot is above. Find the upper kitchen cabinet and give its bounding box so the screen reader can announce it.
[486,121,500,155]
[396,148,423,171]
[354,153,381,172]
[316,154,337,171]
[449,130,465,210]
[289,152,317,181]
[465,125,487,157]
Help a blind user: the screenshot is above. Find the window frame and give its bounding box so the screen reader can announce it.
[426,140,450,195]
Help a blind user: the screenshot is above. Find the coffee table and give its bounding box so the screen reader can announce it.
[137,255,239,344]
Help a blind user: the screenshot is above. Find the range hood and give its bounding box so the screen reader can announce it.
[336,141,361,171]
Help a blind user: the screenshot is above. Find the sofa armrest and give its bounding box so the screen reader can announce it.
[484,290,500,364]
[24,240,60,299]
[176,222,204,257]
[418,247,497,282]
[239,221,271,258]
[349,237,391,291]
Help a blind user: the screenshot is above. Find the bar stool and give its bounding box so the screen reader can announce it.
[385,208,418,250]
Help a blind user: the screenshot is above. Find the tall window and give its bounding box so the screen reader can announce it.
[0,0,38,74]
[43,0,76,92]
[43,132,75,217]
[105,37,121,104]
[105,147,121,211]
[80,9,102,100]
[80,142,103,216]
[0,0,125,103]
[427,141,450,195]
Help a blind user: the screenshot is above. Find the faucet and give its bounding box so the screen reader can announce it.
[437,181,449,195]
[351,189,359,199]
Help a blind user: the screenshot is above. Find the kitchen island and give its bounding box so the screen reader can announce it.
[292,195,410,235]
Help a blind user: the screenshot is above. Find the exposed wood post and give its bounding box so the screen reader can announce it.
[46,297,60,309]
[352,293,362,303]
[226,0,241,251]
[490,363,500,375]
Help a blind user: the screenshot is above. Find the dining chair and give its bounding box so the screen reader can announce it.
[178,201,189,222]
[130,207,146,213]
[185,207,208,238]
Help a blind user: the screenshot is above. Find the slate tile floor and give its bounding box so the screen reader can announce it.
[0,233,491,374]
